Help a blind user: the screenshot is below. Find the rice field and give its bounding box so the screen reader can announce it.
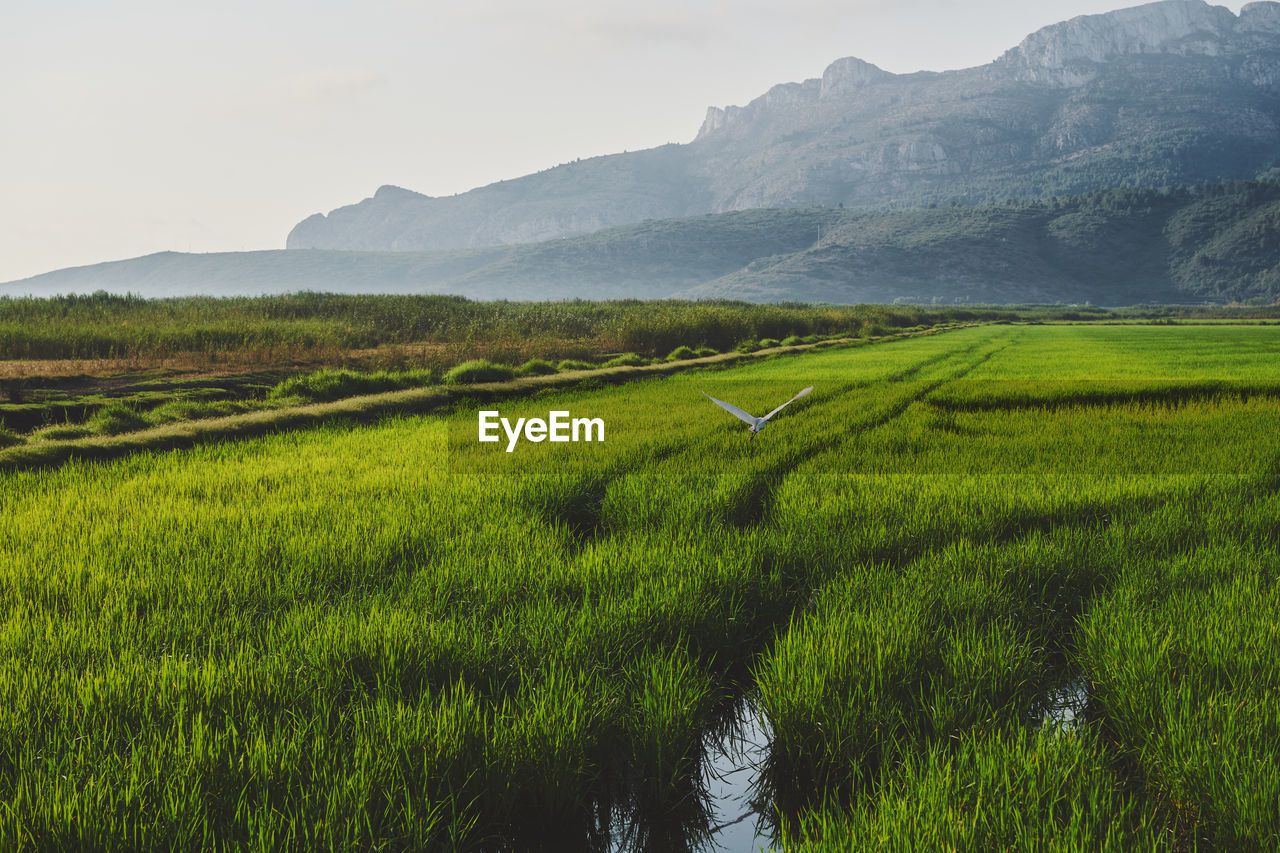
[1,323,1278,850]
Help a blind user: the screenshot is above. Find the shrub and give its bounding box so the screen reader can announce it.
[516,359,558,377]
[694,346,718,357]
[666,346,697,362]
[603,353,647,368]
[758,338,781,349]
[0,426,21,448]
[443,360,516,384]
[781,335,804,346]
[735,340,760,353]
[87,403,149,435]
[557,359,597,372]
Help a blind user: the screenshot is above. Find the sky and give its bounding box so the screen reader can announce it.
[0,0,1250,283]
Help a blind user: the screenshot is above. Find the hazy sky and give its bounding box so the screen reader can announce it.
[0,0,1248,282]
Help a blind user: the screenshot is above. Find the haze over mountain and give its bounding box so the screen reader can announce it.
[9,180,1280,305]
[286,0,1280,254]
[6,0,1280,306]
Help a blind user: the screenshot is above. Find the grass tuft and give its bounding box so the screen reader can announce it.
[443,360,517,384]
[86,402,148,435]
[602,353,648,368]
[516,359,559,377]
[665,346,697,362]
[269,367,435,402]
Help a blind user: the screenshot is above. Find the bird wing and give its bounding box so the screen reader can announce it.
[702,392,759,426]
[762,386,814,422]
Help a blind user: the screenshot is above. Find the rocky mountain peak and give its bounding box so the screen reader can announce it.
[997,0,1277,84]
[820,57,894,96]
[1241,1,1280,32]
[697,55,891,139]
[373,185,429,202]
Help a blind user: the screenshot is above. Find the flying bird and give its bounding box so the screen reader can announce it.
[702,386,813,438]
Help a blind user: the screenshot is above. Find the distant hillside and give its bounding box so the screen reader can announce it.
[0,210,841,301]
[7,181,1280,305]
[689,181,1280,304]
[287,0,1280,253]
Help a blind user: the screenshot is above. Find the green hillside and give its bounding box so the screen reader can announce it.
[690,181,1280,304]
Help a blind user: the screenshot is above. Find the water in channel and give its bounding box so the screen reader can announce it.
[608,699,775,852]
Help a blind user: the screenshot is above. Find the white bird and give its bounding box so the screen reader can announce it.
[702,386,813,438]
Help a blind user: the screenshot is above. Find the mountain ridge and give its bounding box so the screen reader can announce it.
[287,0,1280,254]
[11,180,1280,305]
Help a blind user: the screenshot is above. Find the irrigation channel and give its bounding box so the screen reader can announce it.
[607,699,773,852]
[598,671,1090,850]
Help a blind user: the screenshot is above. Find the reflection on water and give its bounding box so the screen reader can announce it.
[1039,675,1089,732]
[606,699,775,853]
[703,702,773,852]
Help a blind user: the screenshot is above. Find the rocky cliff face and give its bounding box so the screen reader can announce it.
[287,0,1280,254]
[993,0,1280,86]
[696,57,894,139]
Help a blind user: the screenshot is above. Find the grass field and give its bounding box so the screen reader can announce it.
[1,323,1277,850]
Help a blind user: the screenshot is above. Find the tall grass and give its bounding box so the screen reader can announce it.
[0,292,967,362]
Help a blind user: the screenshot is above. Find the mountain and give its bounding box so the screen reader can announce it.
[287,0,1280,253]
[9,181,1280,305]
[0,210,843,301]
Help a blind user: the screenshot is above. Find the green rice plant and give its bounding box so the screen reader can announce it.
[443,360,516,384]
[625,651,716,802]
[1076,543,1280,849]
[780,335,804,346]
[0,426,20,448]
[758,338,781,349]
[693,346,717,357]
[791,728,1163,851]
[557,359,596,372]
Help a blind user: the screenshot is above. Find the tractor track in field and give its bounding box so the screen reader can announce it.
[885,338,986,382]
[928,378,1280,414]
[531,369,895,549]
[723,340,1011,530]
[530,333,1016,551]
[523,439,688,552]
[742,476,1237,825]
